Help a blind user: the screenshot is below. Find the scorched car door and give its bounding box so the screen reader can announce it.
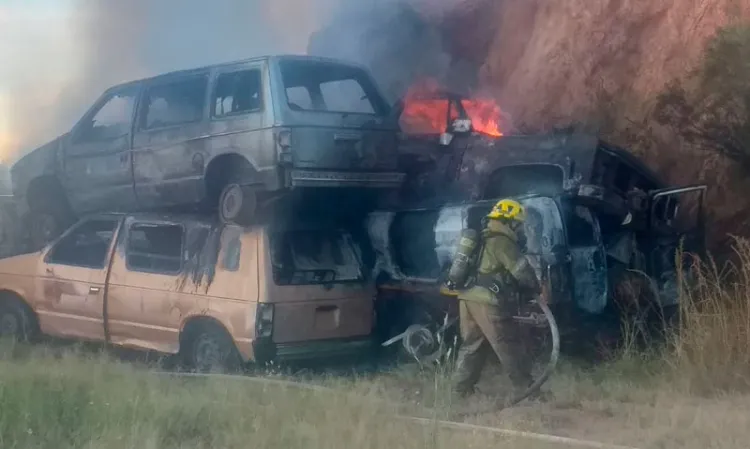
[35,217,121,341]
[131,74,210,209]
[566,206,608,314]
[646,184,707,306]
[63,85,140,214]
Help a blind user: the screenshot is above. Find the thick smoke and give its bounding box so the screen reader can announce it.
[308,0,490,102]
[2,0,488,163]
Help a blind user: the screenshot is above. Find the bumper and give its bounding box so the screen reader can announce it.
[253,336,376,363]
[289,169,405,188]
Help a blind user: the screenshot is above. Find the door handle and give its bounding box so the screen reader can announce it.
[120,153,129,164]
[89,286,101,294]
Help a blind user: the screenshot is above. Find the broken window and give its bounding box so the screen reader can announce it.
[280,60,386,115]
[126,223,184,274]
[567,206,598,247]
[75,87,138,142]
[484,165,565,199]
[220,231,242,272]
[270,230,363,285]
[286,86,313,110]
[390,210,441,279]
[141,76,207,130]
[46,218,119,268]
[212,69,262,117]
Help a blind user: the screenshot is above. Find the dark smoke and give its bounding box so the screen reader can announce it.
[308,0,495,102]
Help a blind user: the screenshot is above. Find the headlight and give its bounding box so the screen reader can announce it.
[255,303,274,338]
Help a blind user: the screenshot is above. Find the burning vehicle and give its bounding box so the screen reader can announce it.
[368,85,708,361]
[10,55,405,250]
[0,208,376,372]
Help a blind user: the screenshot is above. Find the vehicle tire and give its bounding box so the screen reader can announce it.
[0,298,37,342]
[183,322,241,373]
[218,183,257,226]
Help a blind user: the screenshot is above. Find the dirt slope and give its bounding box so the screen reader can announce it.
[478,0,747,126]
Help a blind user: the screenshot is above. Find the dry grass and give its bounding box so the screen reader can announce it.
[4,242,750,448]
[669,238,750,393]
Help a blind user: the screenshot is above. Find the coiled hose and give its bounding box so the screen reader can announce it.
[382,300,560,412]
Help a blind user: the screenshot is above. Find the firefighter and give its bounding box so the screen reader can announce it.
[451,198,542,398]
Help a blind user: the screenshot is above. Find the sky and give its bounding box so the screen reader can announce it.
[0,0,80,162]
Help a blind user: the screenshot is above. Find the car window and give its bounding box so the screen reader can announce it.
[270,230,362,285]
[390,210,441,279]
[74,88,138,143]
[220,233,242,272]
[212,69,262,117]
[484,165,565,199]
[285,86,313,110]
[126,223,183,274]
[319,79,375,114]
[567,206,598,247]
[279,60,386,115]
[141,76,207,130]
[47,219,119,268]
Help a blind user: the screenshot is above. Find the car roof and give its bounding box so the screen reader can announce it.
[105,54,371,92]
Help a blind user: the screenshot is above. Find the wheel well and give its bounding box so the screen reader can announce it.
[0,291,39,330]
[26,176,66,210]
[179,316,235,350]
[204,154,256,204]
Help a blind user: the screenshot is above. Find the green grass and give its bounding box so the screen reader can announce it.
[0,344,573,449]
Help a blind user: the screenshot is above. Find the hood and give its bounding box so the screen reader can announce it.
[0,251,41,276]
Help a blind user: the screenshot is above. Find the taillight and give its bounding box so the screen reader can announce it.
[255,303,274,338]
[276,128,292,164]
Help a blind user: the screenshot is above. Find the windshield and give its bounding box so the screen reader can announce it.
[270,229,363,285]
[279,60,388,116]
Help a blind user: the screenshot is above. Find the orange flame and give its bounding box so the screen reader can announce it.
[399,78,504,137]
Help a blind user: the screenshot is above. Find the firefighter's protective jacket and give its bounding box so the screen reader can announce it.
[457,219,541,305]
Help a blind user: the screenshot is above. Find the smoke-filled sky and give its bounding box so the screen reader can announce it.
[0,0,475,164]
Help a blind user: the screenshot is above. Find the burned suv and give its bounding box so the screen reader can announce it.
[11,55,404,249]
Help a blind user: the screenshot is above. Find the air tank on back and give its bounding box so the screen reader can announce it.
[445,228,479,289]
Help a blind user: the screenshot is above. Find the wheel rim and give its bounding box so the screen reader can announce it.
[0,312,19,337]
[194,335,225,372]
[219,185,243,222]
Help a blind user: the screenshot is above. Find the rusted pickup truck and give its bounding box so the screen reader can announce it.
[11,55,404,249]
[0,212,375,371]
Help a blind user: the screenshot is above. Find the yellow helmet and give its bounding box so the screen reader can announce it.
[487,198,526,222]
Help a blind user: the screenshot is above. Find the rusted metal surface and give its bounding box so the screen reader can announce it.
[0,212,376,363]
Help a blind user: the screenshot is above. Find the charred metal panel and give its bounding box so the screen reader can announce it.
[10,134,65,200]
[569,246,608,314]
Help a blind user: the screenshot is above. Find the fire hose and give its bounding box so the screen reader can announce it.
[382,299,560,411]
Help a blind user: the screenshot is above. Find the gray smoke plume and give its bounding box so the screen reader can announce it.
[308,0,489,102]
[3,0,486,162]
